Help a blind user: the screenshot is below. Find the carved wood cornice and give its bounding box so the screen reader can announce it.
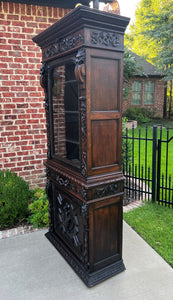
[42,32,84,60]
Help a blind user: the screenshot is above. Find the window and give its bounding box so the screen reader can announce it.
[132,81,142,105]
[144,81,154,104]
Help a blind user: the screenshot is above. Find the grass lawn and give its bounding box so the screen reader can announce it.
[123,202,173,268]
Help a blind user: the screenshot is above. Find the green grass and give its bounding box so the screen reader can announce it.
[124,202,173,267]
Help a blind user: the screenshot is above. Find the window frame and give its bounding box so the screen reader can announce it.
[144,80,155,105]
[131,80,142,105]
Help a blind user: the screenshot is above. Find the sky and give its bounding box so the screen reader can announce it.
[93,0,141,29]
[116,0,141,22]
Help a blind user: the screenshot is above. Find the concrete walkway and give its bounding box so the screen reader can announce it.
[0,222,173,300]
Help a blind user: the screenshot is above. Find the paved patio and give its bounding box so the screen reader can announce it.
[1,221,173,300]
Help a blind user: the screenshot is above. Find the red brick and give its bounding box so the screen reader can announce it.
[5,125,18,131]
[17,103,28,108]
[22,27,34,34]
[15,130,27,136]
[35,16,47,22]
[22,51,34,58]
[26,5,32,15]
[4,152,16,158]
[8,39,21,45]
[0,45,11,51]
[27,119,39,124]
[24,166,35,170]
[39,23,50,29]
[4,163,16,168]
[0,56,13,62]
[59,8,63,17]
[27,22,38,28]
[48,7,53,18]
[21,15,33,21]
[9,2,14,13]
[12,167,23,172]
[15,69,27,75]
[4,115,17,120]
[7,15,19,21]
[14,3,19,14]
[2,2,9,13]
[22,40,34,46]
[15,120,26,125]
[8,136,20,142]
[0,20,10,27]
[19,125,30,130]
[20,135,34,140]
[13,33,26,39]
[17,114,30,119]
[11,86,24,92]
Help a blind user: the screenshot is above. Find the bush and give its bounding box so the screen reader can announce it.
[122,117,132,167]
[123,107,155,124]
[27,188,49,228]
[0,170,30,230]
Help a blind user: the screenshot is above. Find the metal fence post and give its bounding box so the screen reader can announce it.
[152,125,157,202]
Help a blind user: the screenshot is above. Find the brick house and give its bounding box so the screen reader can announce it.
[123,52,165,117]
[0,0,93,188]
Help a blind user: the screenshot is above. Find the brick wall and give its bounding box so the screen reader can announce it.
[0,1,70,188]
[123,78,165,117]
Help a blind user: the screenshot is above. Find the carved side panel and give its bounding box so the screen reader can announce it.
[40,63,51,159]
[75,48,87,177]
[46,176,53,232]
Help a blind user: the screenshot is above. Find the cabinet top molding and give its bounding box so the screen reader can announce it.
[33,5,130,49]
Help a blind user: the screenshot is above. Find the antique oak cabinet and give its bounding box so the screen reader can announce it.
[33,6,129,287]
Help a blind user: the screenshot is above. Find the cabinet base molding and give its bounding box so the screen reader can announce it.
[45,231,125,287]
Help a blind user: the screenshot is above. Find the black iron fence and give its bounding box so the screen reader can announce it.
[122,124,173,207]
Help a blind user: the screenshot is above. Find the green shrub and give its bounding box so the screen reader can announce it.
[122,117,132,167]
[123,107,155,124]
[0,170,30,230]
[27,188,49,228]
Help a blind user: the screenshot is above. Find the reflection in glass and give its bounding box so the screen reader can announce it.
[52,63,79,165]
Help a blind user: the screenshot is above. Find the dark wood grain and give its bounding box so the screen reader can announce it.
[33,5,129,287]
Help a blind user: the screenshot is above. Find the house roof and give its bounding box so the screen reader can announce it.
[131,52,164,78]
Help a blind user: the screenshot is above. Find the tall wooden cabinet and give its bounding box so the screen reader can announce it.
[33,6,129,287]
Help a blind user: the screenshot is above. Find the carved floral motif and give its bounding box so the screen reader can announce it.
[95,182,121,198]
[60,33,84,52]
[43,44,59,59]
[91,31,120,48]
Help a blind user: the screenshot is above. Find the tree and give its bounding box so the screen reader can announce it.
[125,0,173,117]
